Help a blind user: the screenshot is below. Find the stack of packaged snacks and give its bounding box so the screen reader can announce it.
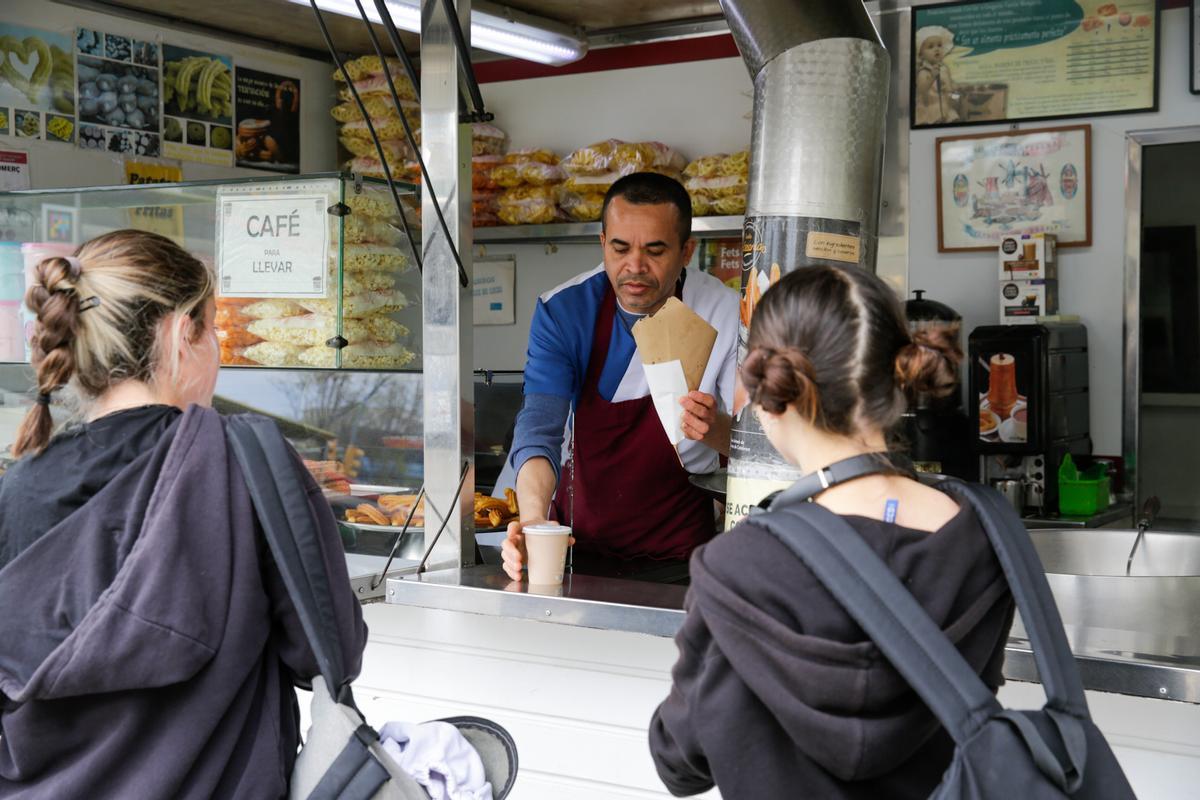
[493,148,565,226]
[559,139,687,221]
[473,154,504,227]
[332,56,419,183]
[346,122,508,186]
[223,183,418,370]
[683,150,749,216]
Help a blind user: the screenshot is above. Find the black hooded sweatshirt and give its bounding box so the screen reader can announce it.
[649,501,1014,799]
[0,405,367,799]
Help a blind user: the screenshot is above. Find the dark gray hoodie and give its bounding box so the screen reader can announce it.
[650,502,1014,799]
[0,405,366,799]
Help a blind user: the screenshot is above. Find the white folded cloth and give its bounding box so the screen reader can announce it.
[379,721,493,800]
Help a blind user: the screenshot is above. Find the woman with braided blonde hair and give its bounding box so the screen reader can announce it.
[650,264,1015,799]
[0,230,365,798]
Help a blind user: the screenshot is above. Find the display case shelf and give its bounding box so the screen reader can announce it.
[473,215,745,244]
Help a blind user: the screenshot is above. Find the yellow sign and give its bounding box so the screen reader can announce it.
[805,232,862,264]
[124,161,184,243]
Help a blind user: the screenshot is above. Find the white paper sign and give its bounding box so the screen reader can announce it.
[473,257,515,325]
[217,193,329,298]
[0,151,30,191]
[643,359,689,446]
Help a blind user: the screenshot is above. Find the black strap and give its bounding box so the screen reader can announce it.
[752,502,1002,744]
[940,481,1089,716]
[753,478,1092,740]
[225,414,348,696]
[754,452,913,511]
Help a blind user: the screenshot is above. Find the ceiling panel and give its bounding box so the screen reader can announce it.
[90,0,726,58]
[95,0,422,58]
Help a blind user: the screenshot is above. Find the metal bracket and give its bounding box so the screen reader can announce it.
[325,335,349,349]
[326,202,351,217]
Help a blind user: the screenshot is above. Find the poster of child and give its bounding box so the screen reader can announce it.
[914,25,960,125]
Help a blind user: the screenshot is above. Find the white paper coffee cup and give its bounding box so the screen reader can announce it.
[524,523,570,585]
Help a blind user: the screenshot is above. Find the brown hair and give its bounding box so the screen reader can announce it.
[741,265,961,436]
[13,230,213,457]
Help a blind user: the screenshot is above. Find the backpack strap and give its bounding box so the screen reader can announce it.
[225,414,350,698]
[939,481,1089,716]
[750,502,1002,745]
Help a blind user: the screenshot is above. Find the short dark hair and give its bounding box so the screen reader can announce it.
[600,172,692,245]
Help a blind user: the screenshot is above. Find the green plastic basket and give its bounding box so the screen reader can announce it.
[1057,454,1110,517]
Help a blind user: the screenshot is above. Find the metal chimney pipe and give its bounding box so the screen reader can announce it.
[719,0,891,526]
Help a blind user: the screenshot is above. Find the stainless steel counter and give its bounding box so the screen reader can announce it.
[385,564,1200,704]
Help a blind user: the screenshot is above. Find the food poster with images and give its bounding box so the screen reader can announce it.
[234,67,300,174]
[75,28,161,156]
[913,0,1157,128]
[0,24,76,143]
[161,44,234,166]
[697,238,744,292]
[124,160,184,243]
[973,346,1035,449]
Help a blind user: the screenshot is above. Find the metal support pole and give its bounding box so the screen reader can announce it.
[421,0,474,569]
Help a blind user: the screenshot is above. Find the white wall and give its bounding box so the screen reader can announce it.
[0,0,337,188]
[908,7,1200,456]
[473,57,754,372]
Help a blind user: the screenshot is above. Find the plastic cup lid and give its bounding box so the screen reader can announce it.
[524,523,571,536]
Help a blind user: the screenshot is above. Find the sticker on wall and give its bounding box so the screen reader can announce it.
[0,24,76,144]
[234,67,300,174]
[161,44,234,166]
[74,28,160,157]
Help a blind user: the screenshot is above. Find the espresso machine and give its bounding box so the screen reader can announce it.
[900,291,977,480]
[968,323,1090,516]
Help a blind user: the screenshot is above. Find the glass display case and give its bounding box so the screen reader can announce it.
[0,173,427,572]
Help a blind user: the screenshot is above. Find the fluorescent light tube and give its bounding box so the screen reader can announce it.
[293,0,588,65]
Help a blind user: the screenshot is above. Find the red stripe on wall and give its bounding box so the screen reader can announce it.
[473,34,740,84]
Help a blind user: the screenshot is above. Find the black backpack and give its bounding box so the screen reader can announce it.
[750,479,1136,799]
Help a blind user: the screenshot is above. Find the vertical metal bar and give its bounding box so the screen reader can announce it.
[422,0,475,570]
[1123,133,1142,521]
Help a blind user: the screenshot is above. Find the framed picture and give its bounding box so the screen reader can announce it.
[912,0,1159,129]
[1192,0,1200,95]
[41,204,78,244]
[936,124,1092,253]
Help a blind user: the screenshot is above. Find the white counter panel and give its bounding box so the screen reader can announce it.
[344,604,1200,800]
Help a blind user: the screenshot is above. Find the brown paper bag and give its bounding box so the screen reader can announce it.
[631,297,718,392]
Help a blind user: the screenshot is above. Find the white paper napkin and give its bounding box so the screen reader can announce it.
[643,359,689,445]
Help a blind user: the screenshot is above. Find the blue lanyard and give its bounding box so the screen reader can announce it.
[884,499,899,524]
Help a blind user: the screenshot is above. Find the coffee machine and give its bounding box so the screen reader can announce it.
[900,291,977,481]
[968,323,1090,516]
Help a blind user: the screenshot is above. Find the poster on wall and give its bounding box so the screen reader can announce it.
[234,67,300,174]
[75,28,161,156]
[0,24,76,143]
[936,124,1092,252]
[124,160,184,242]
[473,258,515,325]
[161,44,234,166]
[0,150,34,242]
[912,0,1158,128]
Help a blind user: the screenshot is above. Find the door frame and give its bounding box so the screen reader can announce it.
[1124,126,1200,511]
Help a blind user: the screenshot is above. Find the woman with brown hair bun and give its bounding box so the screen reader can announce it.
[0,230,365,798]
[650,264,1015,799]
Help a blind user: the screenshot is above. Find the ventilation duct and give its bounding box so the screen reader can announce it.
[719,0,891,525]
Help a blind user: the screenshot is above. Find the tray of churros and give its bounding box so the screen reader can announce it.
[335,489,520,532]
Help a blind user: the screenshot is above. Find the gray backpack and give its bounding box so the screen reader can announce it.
[227,415,518,800]
[751,479,1136,799]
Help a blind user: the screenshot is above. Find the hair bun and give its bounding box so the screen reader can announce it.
[740,345,819,420]
[894,327,962,398]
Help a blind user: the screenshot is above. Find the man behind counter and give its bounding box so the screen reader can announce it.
[501,172,739,581]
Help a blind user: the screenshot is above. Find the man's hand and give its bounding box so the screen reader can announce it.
[680,390,732,457]
[501,519,575,582]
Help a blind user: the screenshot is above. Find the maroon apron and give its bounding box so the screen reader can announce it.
[552,282,716,562]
